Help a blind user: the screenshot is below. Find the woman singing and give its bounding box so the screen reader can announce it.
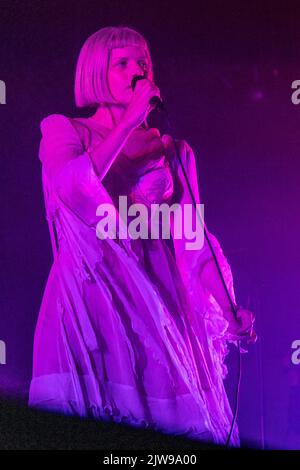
[29,25,255,446]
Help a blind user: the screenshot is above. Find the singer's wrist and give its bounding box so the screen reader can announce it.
[118,116,135,134]
[119,107,140,132]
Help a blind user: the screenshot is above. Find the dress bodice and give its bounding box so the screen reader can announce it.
[120,154,174,206]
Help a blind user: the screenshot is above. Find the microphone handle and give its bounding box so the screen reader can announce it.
[149,95,165,111]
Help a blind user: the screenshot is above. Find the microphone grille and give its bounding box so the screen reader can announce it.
[131,75,146,90]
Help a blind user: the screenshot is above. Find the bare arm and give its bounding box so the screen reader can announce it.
[88,78,161,180]
[88,119,134,180]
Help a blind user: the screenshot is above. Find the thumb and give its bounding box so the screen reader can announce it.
[161,134,172,146]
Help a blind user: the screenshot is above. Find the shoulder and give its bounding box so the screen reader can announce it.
[38,113,86,158]
[40,115,98,147]
[39,113,86,142]
[40,114,78,141]
[40,113,87,132]
[40,113,70,130]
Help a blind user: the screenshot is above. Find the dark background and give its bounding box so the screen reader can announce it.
[1,0,300,449]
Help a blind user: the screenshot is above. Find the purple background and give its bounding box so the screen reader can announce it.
[1,0,300,449]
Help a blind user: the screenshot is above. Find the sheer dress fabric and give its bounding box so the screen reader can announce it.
[29,114,239,446]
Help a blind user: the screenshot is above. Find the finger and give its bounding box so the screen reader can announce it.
[147,103,155,115]
[236,318,251,334]
[238,320,254,335]
[161,134,171,144]
[237,310,254,329]
[234,318,253,336]
[247,330,258,344]
[146,83,160,98]
[148,128,161,138]
[153,85,160,96]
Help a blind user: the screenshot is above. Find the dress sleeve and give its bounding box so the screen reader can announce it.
[171,140,236,308]
[39,114,114,227]
[172,141,237,379]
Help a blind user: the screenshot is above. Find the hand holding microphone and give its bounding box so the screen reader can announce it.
[122,75,164,131]
[131,75,165,111]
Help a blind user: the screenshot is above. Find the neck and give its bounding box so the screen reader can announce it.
[90,104,126,129]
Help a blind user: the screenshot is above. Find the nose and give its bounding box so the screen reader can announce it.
[130,60,146,79]
[128,60,146,90]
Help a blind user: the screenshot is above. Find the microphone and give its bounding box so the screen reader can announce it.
[131,75,165,111]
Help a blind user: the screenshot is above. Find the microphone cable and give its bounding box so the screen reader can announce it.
[147,96,242,448]
[131,74,242,447]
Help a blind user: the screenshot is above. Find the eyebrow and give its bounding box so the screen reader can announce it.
[112,56,147,61]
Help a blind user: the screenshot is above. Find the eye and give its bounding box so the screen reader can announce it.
[138,60,147,69]
[117,60,128,67]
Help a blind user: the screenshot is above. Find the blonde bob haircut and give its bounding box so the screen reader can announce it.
[74,26,154,108]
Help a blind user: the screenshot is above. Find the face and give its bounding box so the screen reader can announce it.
[107,45,150,105]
